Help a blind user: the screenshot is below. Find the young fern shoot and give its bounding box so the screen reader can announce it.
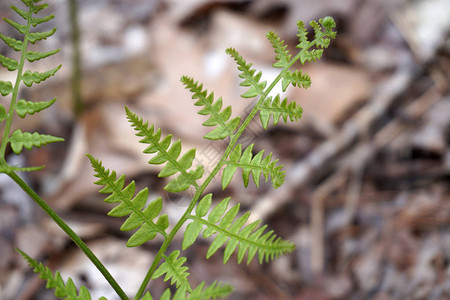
[5,2,337,298]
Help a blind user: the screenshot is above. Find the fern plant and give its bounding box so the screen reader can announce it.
[1,1,336,299]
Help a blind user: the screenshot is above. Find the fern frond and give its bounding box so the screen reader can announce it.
[222,144,285,189]
[16,98,56,118]
[17,249,94,300]
[9,129,64,154]
[88,155,169,247]
[181,76,241,140]
[259,95,303,129]
[159,281,233,300]
[296,21,309,50]
[22,65,61,87]
[125,107,204,193]
[0,81,13,96]
[183,195,295,264]
[152,250,191,290]
[266,31,291,69]
[226,48,267,98]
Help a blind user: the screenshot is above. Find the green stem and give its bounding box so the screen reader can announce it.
[8,171,129,300]
[135,36,324,299]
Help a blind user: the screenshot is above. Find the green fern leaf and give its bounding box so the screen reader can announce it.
[17,249,94,300]
[88,155,169,247]
[299,49,323,64]
[19,1,49,13]
[183,196,295,264]
[16,98,56,118]
[3,18,27,34]
[26,49,60,62]
[31,3,50,14]
[22,65,61,87]
[0,165,44,173]
[161,287,186,300]
[125,107,204,193]
[181,76,241,140]
[296,20,309,49]
[0,80,13,96]
[188,281,233,300]
[259,95,303,129]
[141,292,154,300]
[281,70,311,92]
[0,33,23,51]
[28,27,57,44]
[152,250,191,290]
[0,53,18,71]
[266,31,291,68]
[158,281,232,300]
[31,14,55,27]
[9,129,63,154]
[226,48,267,98]
[10,5,29,21]
[222,143,285,189]
[0,104,7,121]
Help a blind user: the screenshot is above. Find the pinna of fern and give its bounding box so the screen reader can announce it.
[125,107,205,193]
[0,0,63,172]
[183,194,295,264]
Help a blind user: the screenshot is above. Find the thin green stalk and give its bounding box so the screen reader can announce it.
[8,171,129,300]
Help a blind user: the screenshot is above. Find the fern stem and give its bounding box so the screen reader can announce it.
[0,4,32,166]
[7,171,129,300]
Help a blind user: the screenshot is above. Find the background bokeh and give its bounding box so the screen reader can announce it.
[0,0,449,299]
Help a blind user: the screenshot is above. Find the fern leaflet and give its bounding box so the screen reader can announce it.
[88,155,169,247]
[17,249,98,300]
[16,98,56,118]
[9,129,64,154]
[181,76,241,140]
[159,281,233,300]
[152,250,191,290]
[226,48,267,98]
[222,144,285,189]
[0,80,13,96]
[0,33,22,51]
[259,95,303,129]
[183,195,295,264]
[0,53,18,71]
[126,107,204,193]
[266,31,291,69]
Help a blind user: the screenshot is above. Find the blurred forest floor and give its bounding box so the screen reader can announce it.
[0,0,449,299]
